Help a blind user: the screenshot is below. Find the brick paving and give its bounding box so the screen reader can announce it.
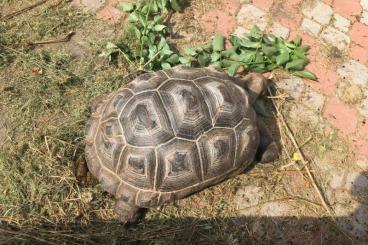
[203,0,368,164]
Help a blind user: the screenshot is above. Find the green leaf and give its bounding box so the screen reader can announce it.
[170,0,182,11]
[276,51,290,66]
[284,41,296,49]
[201,43,213,52]
[248,25,262,40]
[261,45,278,56]
[210,52,221,62]
[213,35,225,52]
[240,40,261,49]
[227,63,240,76]
[300,45,310,52]
[229,36,242,47]
[184,47,197,56]
[249,63,266,73]
[293,70,317,80]
[151,0,159,12]
[179,57,192,65]
[254,99,270,117]
[138,13,147,27]
[120,1,135,12]
[221,47,237,58]
[285,59,308,71]
[198,54,210,67]
[157,37,167,50]
[154,24,167,32]
[292,35,302,46]
[128,12,139,22]
[293,47,307,59]
[221,59,235,68]
[210,61,222,68]
[131,25,141,39]
[153,15,163,24]
[291,52,306,61]
[166,54,179,64]
[161,62,171,69]
[141,4,150,14]
[263,34,276,45]
[230,51,255,63]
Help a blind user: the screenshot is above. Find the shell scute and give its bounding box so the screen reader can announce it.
[159,80,212,139]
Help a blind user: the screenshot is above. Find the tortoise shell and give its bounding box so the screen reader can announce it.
[85,66,260,208]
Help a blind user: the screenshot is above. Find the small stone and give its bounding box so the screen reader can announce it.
[268,22,290,39]
[337,60,368,87]
[236,4,268,31]
[276,76,305,100]
[320,26,350,51]
[302,1,334,25]
[301,88,325,111]
[337,83,363,104]
[233,26,247,37]
[361,11,368,25]
[358,94,368,118]
[333,14,351,32]
[301,18,321,36]
[361,0,368,11]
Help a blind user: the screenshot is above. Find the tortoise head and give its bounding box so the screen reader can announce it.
[236,73,269,104]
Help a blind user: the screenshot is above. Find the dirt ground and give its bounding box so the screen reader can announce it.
[0,0,367,244]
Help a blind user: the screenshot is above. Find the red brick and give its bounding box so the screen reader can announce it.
[305,64,338,96]
[323,97,358,135]
[96,0,124,23]
[196,0,240,36]
[350,23,368,49]
[253,0,274,11]
[97,6,123,23]
[350,44,368,64]
[333,0,362,22]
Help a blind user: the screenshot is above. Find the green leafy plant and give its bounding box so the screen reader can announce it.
[181,26,316,79]
[103,0,183,70]
[105,0,317,80]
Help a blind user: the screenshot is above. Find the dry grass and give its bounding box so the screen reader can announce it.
[0,0,360,244]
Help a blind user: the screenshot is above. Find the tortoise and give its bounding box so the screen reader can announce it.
[85,66,278,223]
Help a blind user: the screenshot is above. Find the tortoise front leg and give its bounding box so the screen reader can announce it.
[114,199,147,224]
[255,117,279,163]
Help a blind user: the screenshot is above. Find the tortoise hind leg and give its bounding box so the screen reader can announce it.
[256,117,279,163]
[114,199,147,224]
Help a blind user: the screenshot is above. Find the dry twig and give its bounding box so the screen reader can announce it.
[267,86,334,217]
[1,0,50,20]
[21,31,76,47]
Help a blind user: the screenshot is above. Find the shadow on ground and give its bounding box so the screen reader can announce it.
[1,172,367,245]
